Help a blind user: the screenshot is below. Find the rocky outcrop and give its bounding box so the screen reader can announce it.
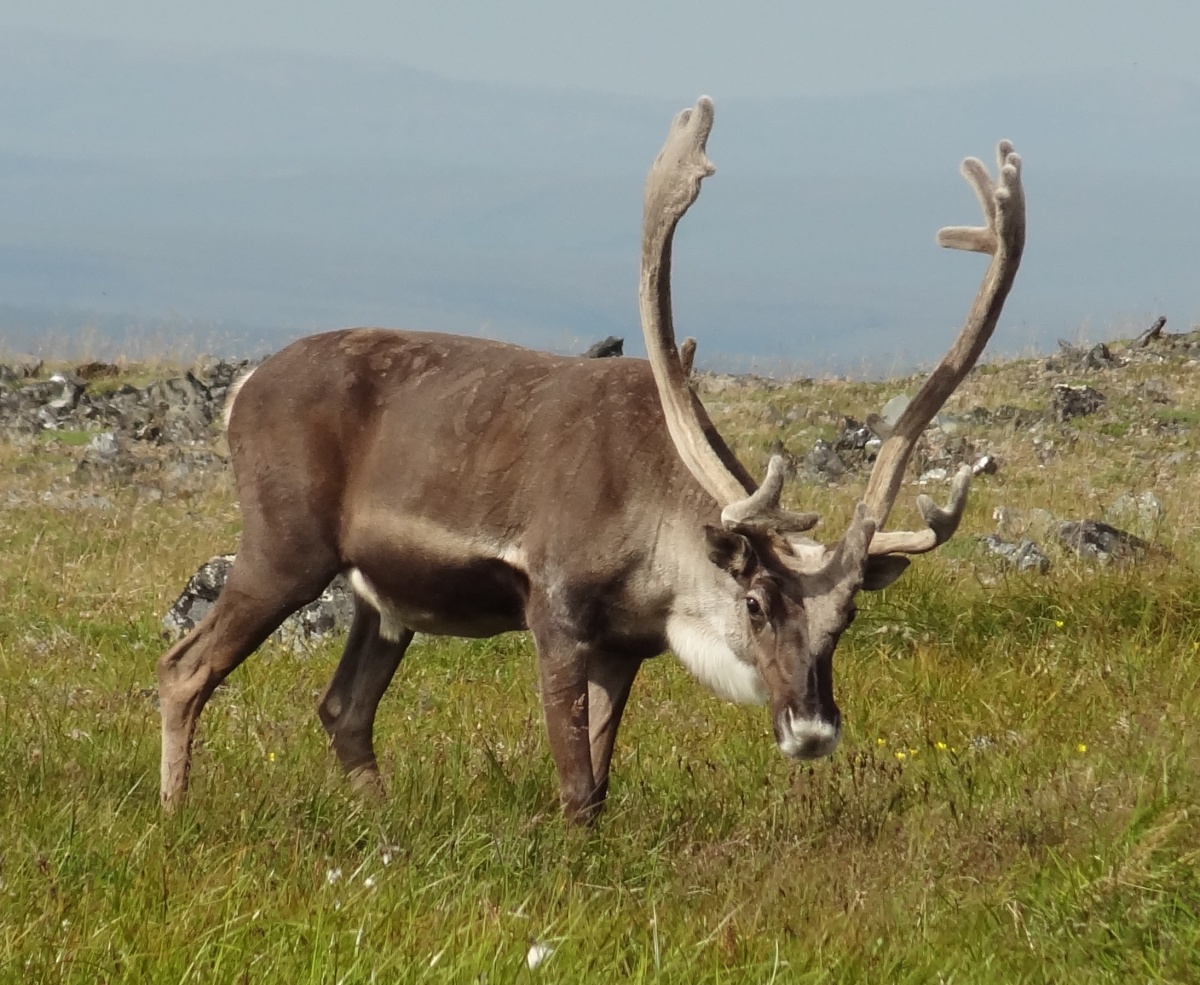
[162,555,357,652]
[0,358,256,443]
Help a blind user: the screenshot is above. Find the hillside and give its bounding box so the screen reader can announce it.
[1,330,1198,978]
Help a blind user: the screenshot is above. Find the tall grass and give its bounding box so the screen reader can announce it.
[2,354,1199,982]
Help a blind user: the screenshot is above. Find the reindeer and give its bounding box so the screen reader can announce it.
[157,97,1025,823]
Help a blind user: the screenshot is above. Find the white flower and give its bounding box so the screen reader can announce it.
[325,867,343,886]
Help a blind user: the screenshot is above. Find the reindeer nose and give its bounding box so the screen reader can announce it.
[776,707,841,760]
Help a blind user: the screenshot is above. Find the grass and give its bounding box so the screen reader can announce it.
[2,350,1200,982]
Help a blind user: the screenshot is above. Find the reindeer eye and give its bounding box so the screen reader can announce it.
[744,596,763,618]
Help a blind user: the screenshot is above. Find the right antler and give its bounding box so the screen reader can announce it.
[860,141,1026,556]
[639,97,819,534]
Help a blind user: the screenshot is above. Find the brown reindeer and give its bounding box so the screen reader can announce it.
[157,97,1025,823]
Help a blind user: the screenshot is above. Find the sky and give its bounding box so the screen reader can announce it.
[3,2,1199,369]
[8,0,1200,99]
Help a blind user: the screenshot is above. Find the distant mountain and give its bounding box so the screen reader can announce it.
[2,31,1198,369]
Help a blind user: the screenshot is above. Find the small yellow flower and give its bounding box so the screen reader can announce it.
[268,751,277,763]
[1054,619,1064,629]
[1075,743,1087,754]
[876,738,887,747]
[909,748,919,756]
[894,751,906,761]
[935,741,948,751]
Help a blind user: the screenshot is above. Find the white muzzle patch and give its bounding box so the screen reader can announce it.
[776,708,841,760]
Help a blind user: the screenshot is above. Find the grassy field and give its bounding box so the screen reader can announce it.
[2,346,1199,982]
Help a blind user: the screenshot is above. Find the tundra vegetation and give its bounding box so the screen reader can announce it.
[1,327,1199,982]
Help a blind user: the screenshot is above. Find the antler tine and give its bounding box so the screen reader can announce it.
[639,98,818,532]
[866,465,970,555]
[860,142,1025,551]
[721,456,819,534]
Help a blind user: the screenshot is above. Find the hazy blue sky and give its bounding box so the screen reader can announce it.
[4,3,1199,367]
[9,1,1200,98]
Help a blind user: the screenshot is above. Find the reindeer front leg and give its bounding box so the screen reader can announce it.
[528,611,602,823]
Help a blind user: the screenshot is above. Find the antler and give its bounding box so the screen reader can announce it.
[639,97,817,532]
[860,141,1026,556]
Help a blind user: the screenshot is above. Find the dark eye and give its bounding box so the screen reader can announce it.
[745,596,763,618]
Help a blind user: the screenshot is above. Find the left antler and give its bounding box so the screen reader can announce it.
[861,141,1026,556]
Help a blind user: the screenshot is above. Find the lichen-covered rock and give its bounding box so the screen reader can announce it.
[980,535,1050,573]
[1051,383,1106,422]
[1057,520,1154,563]
[163,555,356,652]
[0,357,258,442]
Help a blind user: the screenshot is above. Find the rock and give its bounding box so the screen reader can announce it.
[580,336,624,359]
[881,394,910,428]
[1046,340,1118,372]
[918,467,949,484]
[1105,492,1163,538]
[992,506,1057,541]
[163,555,356,651]
[162,555,235,640]
[934,411,974,436]
[833,416,875,452]
[1133,316,1167,348]
[980,535,1050,573]
[141,372,215,444]
[38,490,115,511]
[0,355,43,381]
[46,373,85,411]
[1083,342,1115,370]
[1057,520,1154,563]
[86,431,121,457]
[274,576,357,650]
[1052,383,1105,422]
[75,361,120,381]
[801,440,847,480]
[972,454,998,475]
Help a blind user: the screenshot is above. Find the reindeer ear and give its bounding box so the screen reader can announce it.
[861,555,911,591]
[704,526,757,581]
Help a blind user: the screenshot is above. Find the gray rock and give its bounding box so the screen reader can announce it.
[1052,383,1105,422]
[881,394,910,427]
[163,555,356,651]
[801,440,847,480]
[0,356,43,381]
[934,412,973,436]
[972,454,999,476]
[980,535,1050,573]
[580,336,624,359]
[1105,491,1164,538]
[833,416,875,452]
[87,431,121,457]
[992,506,1057,541]
[1057,520,1154,563]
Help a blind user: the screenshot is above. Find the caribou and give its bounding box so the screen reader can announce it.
[157,97,1025,823]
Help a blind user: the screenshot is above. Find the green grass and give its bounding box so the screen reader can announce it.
[2,354,1200,982]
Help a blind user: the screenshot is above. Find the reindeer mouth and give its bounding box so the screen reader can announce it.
[776,707,842,760]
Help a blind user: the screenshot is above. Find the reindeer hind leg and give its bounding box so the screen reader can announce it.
[158,550,337,809]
